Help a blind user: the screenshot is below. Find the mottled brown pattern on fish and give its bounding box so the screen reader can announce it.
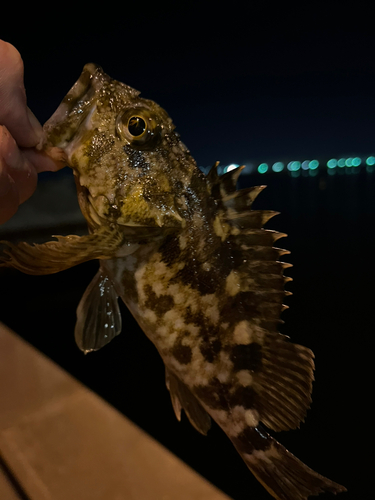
[171,339,193,365]
[143,284,175,318]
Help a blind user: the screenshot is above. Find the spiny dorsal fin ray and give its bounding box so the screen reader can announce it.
[220,164,245,192]
[227,210,280,229]
[206,160,221,184]
[234,228,287,247]
[207,162,265,209]
[165,368,211,435]
[207,164,278,233]
[208,164,247,200]
[223,185,267,208]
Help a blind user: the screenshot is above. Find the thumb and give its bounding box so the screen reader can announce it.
[0,40,43,148]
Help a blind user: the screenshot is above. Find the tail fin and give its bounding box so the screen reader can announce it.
[231,427,346,500]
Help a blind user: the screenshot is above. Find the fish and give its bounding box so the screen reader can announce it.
[0,64,346,500]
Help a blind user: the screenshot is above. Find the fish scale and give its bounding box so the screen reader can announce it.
[0,63,346,500]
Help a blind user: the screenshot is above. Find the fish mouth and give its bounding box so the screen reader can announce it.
[42,63,106,150]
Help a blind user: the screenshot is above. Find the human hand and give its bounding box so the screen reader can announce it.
[0,40,65,224]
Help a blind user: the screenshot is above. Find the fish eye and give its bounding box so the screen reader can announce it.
[116,107,162,150]
[127,116,147,137]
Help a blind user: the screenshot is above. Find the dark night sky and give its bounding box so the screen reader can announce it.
[1,4,374,500]
[3,5,375,167]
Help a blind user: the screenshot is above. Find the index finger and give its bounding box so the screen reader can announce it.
[0,40,42,148]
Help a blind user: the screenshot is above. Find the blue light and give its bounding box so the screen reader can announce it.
[272,162,284,172]
[287,161,301,172]
[253,154,370,175]
[309,160,319,170]
[327,159,337,168]
[258,163,268,174]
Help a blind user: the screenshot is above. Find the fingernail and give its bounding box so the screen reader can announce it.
[27,107,43,143]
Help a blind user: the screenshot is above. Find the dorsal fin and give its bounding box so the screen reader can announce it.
[207,164,269,223]
[223,185,267,209]
[204,162,313,432]
[206,160,221,184]
[208,163,246,201]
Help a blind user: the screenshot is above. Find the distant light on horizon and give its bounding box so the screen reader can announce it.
[254,155,373,175]
[287,161,302,172]
[309,160,319,169]
[225,163,240,173]
[272,162,284,172]
[212,155,374,176]
[327,159,338,168]
[258,163,268,174]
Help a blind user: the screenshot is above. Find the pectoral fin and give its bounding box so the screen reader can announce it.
[75,266,122,353]
[165,368,211,435]
[0,226,123,275]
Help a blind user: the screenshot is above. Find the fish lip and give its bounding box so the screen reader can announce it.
[62,63,102,110]
[42,63,106,150]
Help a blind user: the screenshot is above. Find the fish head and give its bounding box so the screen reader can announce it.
[43,64,201,230]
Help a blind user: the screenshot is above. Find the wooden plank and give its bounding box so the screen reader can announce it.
[0,323,231,500]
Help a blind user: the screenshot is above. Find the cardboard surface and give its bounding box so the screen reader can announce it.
[0,323,231,500]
